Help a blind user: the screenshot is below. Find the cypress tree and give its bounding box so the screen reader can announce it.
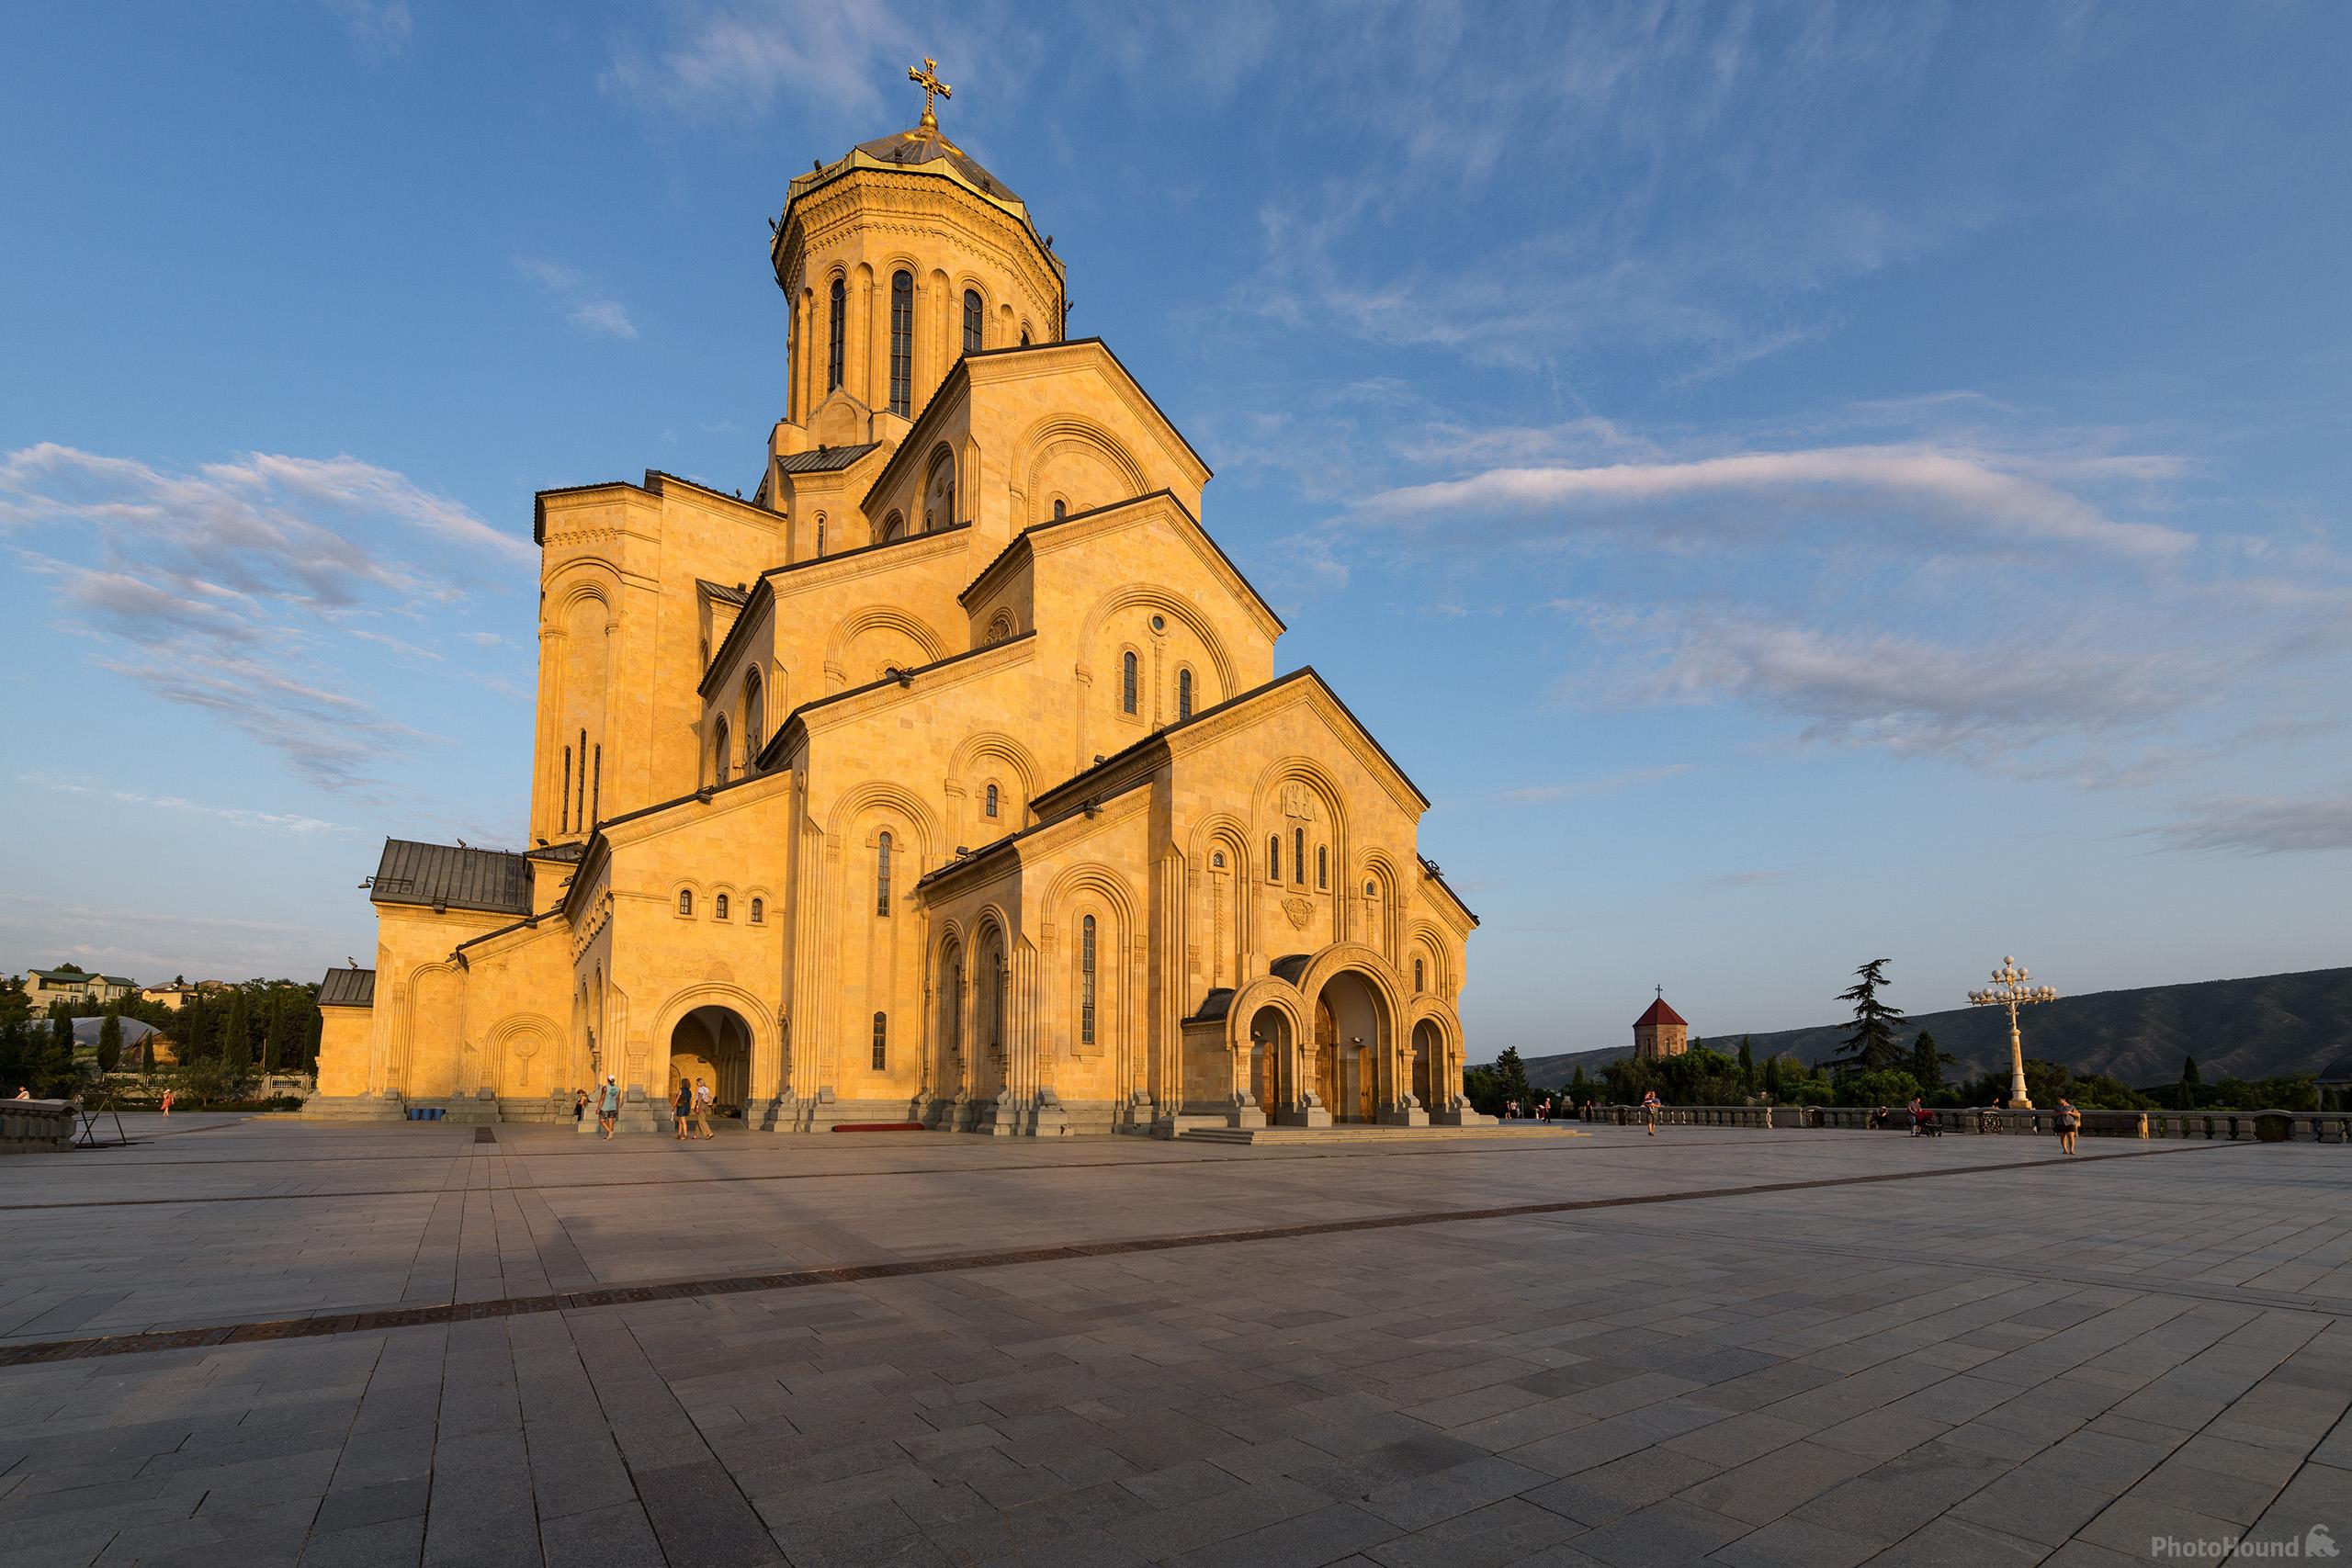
[45,1012,76,1094]
[1737,1036,1757,1090]
[222,987,253,1068]
[1908,1029,1945,1093]
[97,1009,123,1075]
[2180,1054,2201,1107]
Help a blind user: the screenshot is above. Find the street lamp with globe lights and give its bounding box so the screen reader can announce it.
[1969,956,2058,1109]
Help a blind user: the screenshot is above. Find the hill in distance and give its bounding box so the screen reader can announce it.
[1520,965,2352,1093]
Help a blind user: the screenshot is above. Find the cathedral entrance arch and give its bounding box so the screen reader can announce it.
[668,1005,752,1120]
[1315,969,1387,1123]
[1412,1018,1442,1109]
[1246,1004,1291,1112]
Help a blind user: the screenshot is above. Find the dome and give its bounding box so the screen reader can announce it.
[850,121,1020,205]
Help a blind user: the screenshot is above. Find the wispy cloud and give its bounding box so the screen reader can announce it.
[0,892,346,983]
[514,258,639,341]
[0,443,516,791]
[322,0,411,56]
[1359,446,2192,561]
[20,774,354,837]
[1492,763,1694,805]
[2146,795,2352,857]
[601,0,911,120]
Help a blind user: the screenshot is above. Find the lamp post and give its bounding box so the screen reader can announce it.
[1969,956,2057,1109]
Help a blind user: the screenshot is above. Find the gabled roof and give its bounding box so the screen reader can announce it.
[698,521,976,698]
[956,489,1284,639]
[756,632,1035,773]
[319,967,377,1008]
[369,840,534,917]
[1635,997,1687,1029]
[533,469,785,546]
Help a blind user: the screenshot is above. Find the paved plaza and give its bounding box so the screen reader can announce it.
[2,1120,2347,1567]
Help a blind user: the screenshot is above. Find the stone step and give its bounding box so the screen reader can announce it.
[1177,1125,1589,1145]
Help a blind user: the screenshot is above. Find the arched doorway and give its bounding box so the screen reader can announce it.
[1316,970,1385,1122]
[668,1005,752,1121]
[1412,1019,1442,1109]
[1247,1004,1290,1112]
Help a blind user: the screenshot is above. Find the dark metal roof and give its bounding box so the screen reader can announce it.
[1270,954,1313,985]
[695,579,749,605]
[775,442,881,475]
[1189,987,1236,1024]
[526,841,584,863]
[369,840,533,916]
[852,123,1020,201]
[319,967,377,1008]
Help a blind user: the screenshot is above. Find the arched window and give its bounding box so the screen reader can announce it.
[1177,669,1193,721]
[816,515,826,557]
[1122,650,1138,715]
[592,744,601,825]
[1019,326,1030,347]
[926,450,955,533]
[715,893,729,920]
[876,831,893,916]
[1051,498,1066,519]
[1080,914,1097,1047]
[826,276,845,391]
[743,669,763,758]
[888,271,913,417]
[871,1010,888,1071]
[712,718,729,786]
[1414,958,1426,993]
[1317,845,1328,890]
[985,783,999,818]
[986,943,1003,1052]
[677,889,694,917]
[963,289,982,355]
[1294,828,1306,886]
[560,746,571,833]
[1212,851,1225,869]
[1268,835,1280,882]
[750,897,764,925]
[577,728,587,828]
[880,511,903,544]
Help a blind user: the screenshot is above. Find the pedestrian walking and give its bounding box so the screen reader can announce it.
[2056,1096,2081,1156]
[693,1077,715,1140]
[1641,1089,1661,1137]
[572,1089,586,1125]
[597,1076,620,1140]
[673,1078,693,1140]
[1907,1095,1926,1135]
[159,1088,174,1115]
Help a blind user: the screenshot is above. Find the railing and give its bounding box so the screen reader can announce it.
[1569,1103,2351,1142]
[1,1099,77,1155]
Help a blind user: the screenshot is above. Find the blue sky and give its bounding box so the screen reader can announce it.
[3,2,2346,1055]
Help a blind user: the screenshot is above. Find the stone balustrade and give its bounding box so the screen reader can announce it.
[1566,1102,2351,1142]
[1,1099,77,1154]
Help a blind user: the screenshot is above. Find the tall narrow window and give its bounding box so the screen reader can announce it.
[1414,959,1426,993]
[1019,327,1030,346]
[591,745,601,826]
[876,831,892,916]
[560,747,571,833]
[1268,836,1281,882]
[986,948,1002,1052]
[944,951,961,1058]
[985,783,999,818]
[678,889,694,917]
[577,728,587,829]
[744,670,763,758]
[962,289,982,355]
[715,893,729,920]
[1294,829,1306,886]
[871,1011,888,1071]
[712,718,729,786]
[880,512,903,543]
[1080,915,1097,1047]
[750,897,764,924]
[1122,650,1138,715]
[1177,669,1193,721]
[816,517,826,557]
[1317,845,1328,890]
[1052,498,1066,519]
[888,270,913,417]
[826,276,845,390]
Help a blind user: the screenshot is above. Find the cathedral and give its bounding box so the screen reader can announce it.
[311,66,1482,1136]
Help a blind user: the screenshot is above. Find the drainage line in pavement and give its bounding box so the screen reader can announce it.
[0,1140,2239,1368]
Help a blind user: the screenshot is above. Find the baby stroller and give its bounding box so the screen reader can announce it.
[1911,1105,1941,1137]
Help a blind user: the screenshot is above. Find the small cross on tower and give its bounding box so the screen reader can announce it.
[910,57,952,130]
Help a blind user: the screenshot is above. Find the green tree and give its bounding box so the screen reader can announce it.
[1492,1047,1534,1111]
[1568,1063,1589,1101]
[2180,1054,2201,1108]
[1907,1029,1946,1095]
[221,987,253,1067]
[1760,1052,1782,1098]
[1736,1036,1757,1092]
[42,1013,77,1095]
[0,975,30,1031]
[1838,1068,1922,1109]
[140,1028,155,1077]
[97,1009,123,1075]
[1829,959,1906,1077]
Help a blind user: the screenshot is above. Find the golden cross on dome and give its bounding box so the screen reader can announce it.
[910,57,952,130]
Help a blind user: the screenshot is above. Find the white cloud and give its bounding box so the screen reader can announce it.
[514,258,639,342]
[2147,795,2352,856]
[0,443,514,791]
[322,0,411,56]
[19,774,353,837]
[1358,446,2193,560]
[602,0,911,121]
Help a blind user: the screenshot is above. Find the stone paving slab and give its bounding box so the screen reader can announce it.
[2,1121,2347,1565]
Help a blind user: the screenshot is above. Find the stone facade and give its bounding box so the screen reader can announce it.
[314,90,1481,1134]
[1634,994,1689,1060]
